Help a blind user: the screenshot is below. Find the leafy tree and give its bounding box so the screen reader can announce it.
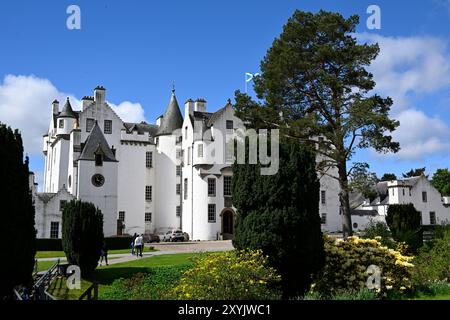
[381,173,397,181]
[431,168,450,196]
[348,162,379,201]
[402,167,426,178]
[62,200,104,277]
[232,138,324,299]
[386,204,423,253]
[0,124,36,298]
[234,10,399,237]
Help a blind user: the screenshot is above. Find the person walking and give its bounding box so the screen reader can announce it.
[134,234,143,258]
[99,241,109,266]
[131,233,137,256]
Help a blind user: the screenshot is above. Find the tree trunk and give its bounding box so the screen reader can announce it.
[337,159,353,238]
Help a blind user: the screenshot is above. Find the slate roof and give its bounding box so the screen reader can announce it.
[58,98,77,118]
[155,92,183,136]
[124,122,159,136]
[78,121,117,161]
[36,193,56,203]
[351,209,379,216]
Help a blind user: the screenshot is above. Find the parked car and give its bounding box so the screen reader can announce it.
[161,229,185,242]
[143,233,160,243]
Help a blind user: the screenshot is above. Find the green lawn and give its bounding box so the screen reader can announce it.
[36,247,156,259]
[47,252,197,300]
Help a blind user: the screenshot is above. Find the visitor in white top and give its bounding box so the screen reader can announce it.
[134,234,144,257]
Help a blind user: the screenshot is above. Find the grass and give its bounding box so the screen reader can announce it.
[47,252,197,300]
[36,247,157,259]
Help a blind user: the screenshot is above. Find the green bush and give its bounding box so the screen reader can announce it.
[232,139,324,298]
[386,204,423,253]
[36,239,63,251]
[361,220,396,248]
[62,200,104,277]
[100,265,191,300]
[412,228,450,285]
[311,236,414,298]
[105,236,133,250]
[302,288,376,300]
[172,250,282,300]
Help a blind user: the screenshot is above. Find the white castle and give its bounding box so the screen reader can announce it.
[31,86,448,241]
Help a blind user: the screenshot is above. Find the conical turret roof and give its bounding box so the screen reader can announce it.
[155,90,183,136]
[58,97,77,118]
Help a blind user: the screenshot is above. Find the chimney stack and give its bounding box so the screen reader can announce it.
[52,99,59,115]
[94,86,106,104]
[81,96,94,111]
[194,98,206,112]
[185,99,194,116]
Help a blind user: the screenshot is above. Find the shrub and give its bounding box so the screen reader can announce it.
[412,228,450,285]
[0,124,36,298]
[62,200,104,277]
[100,265,191,300]
[361,220,396,248]
[36,239,63,251]
[386,204,423,252]
[232,139,324,298]
[105,236,133,250]
[311,236,414,298]
[171,250,282,300]
[302,288,376,300]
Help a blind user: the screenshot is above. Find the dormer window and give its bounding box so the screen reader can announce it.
[95,153,103,166]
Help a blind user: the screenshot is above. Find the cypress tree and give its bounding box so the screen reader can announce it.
[62,200,104,277]
[386,203,423,252]
[0,123,36,298]
[232,138,324,298]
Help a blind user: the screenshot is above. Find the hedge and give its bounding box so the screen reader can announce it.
[36,236,133,251]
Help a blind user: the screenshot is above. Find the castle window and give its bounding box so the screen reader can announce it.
[430,212,436,225]
[187,147,191,165]
[146,152,153,168]
[208,178,216,197]
[59,119,64,129]
[184,179,188,200]
[225,141,234,163]
[198,144,204,158]
[86,118,95,132]
[145,212,152,222]
[104,120,112,134]
[50,222,59,239]
[223,176,232,197]
[321,190,326,205]
[95,153,103,166]
[185,126,188,140]
[176,165,181,176]
[60,200,67,212]
[422,191,427,203]
[208,204,216,223]
[321,213,327,225]
[118,211,125,222]
[145,186,152,201]
[176,184,181,195]
[226,120,234,130]
[176,206,181,217]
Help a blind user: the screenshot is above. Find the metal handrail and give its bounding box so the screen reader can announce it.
[78,282,98,300]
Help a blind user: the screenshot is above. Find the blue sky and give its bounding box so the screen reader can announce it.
[1,0,450,185]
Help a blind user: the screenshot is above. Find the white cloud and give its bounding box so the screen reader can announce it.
[358,33,450,110]
[390,109,450,160]
[0,74,147,157]
[109,101,146,123]
[357,33,450,160]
